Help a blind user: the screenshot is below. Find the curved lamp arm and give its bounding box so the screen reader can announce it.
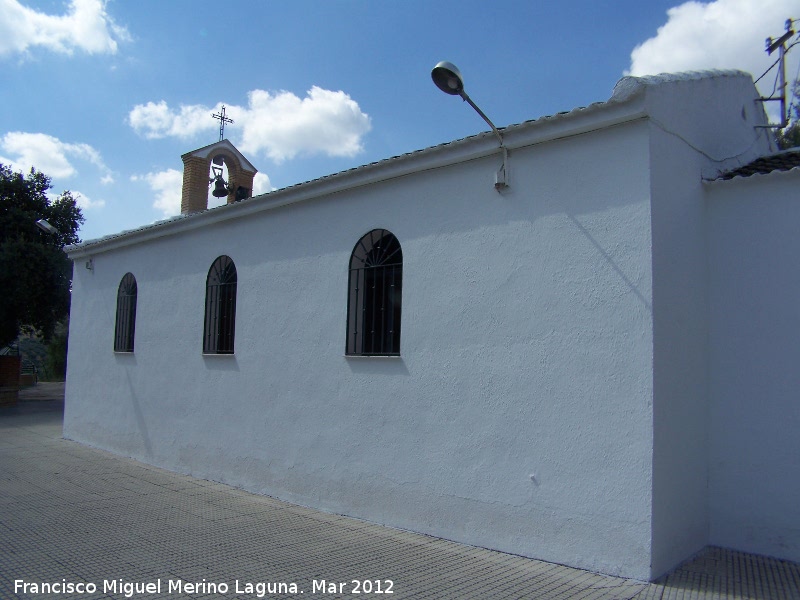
[432,61,508,190]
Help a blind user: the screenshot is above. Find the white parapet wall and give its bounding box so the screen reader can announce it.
[706,168,800,564]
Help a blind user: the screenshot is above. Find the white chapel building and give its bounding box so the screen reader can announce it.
[64,70,800,581]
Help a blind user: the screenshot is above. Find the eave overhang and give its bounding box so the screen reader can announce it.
[67,94,649,260]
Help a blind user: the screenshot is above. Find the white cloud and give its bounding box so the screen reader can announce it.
[0,131,112,182]
[252,172,273,196]
[628,1,798,93]
[0,0,129,58]
[71,191,106,210]
[128,101,215,140]
[128,87,372,163]
[132,169,183,218]
[238,87,372,162]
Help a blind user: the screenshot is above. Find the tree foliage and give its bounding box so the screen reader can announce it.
[776,78,800,150]
[45,318,70,381]
[0,164,84,348]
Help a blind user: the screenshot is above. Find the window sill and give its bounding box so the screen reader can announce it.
[202,353,235,357]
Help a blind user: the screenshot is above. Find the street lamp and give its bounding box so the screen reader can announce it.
[35,219,58,235]
[431,61,509,190]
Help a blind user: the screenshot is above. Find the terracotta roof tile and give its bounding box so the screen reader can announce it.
[719,149,800,180]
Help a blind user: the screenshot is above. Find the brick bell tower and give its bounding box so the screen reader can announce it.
[180,139,258,215]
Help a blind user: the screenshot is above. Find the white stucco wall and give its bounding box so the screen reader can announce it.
[648,125,711,578]
[65,70,796,580]
[706,170,800,563]
[637,71,773,578]
[66,118,656,579]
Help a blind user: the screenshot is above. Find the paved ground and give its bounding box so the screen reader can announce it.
[1,384,799,599]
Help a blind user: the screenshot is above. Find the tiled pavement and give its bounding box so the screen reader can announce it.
[1,385,799,599]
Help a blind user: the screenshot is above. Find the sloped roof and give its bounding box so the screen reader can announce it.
[182,139,257,173]
[67,69,758,257]
[718,149,800,180]
[67,96,628,256]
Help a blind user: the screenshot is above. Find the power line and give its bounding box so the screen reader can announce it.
[756,18,796,128]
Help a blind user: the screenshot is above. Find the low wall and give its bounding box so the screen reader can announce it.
[0,355,21,405]
[19,373,37,387]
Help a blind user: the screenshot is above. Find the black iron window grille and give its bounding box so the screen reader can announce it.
[347,229,403,356]
[114,272,137,352]
[203,255,237,354]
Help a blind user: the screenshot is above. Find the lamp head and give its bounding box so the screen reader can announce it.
[431,61,464,96]
[35,219,58,235]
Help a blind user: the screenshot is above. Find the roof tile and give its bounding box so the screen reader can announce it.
[719,149,800,180]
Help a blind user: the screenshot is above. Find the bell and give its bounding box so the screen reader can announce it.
[212,177,229,198]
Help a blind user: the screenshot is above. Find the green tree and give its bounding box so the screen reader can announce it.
[0,164,84,348]
[776,78,800,150]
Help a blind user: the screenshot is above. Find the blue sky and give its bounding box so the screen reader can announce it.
[1,0,797,241]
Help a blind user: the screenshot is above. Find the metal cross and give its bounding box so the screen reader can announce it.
[211,106,234,141]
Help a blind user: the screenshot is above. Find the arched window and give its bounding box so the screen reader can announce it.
[114,273,137,352]
[347,229,402,356]
[203,256,237,354]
